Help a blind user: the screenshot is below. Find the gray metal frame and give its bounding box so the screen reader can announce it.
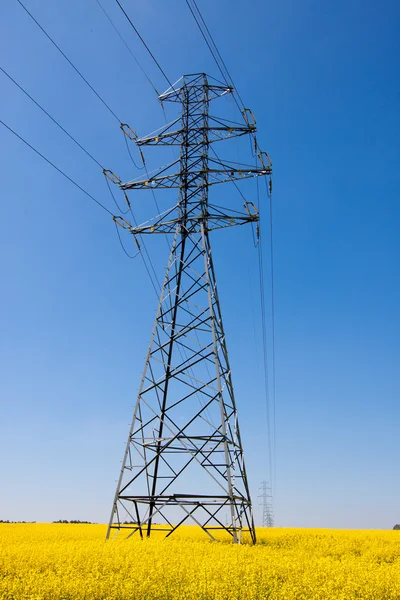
[107,73,271,544]
[259,480,274,527]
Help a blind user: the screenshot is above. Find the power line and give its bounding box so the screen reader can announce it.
[185,0,267,164]
[184,0,230,89]
[123,133,144,170]
[124,203,162,296]
[184,0,245,117]
[104,174,129,214]
[209,146,247,203]
[7,3,173,270]
[267,177,277,493]
[94,0,160,97]
[113,0,174,89]
[94,0,176,169]
[0,64,104,170]
[185,0,277,489]
[209,144,257,246]
[0,66,141,262]
[15,0,152,185]
[0,117,148,266]
[16,0,122,124]
[256,175,273,490]
[114,221,140,259]
[189,0,246,108]
[0,118,114,217]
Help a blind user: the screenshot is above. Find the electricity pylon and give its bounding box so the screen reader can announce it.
[258,481,274,527]
[107,73,272,544]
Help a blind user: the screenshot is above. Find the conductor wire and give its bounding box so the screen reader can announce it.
[16,0,122,124]
[266,177,277,493]
[115,221,140,259]
[123,133,145,170]
[114,0,174,89]
[0,118,114,216]
[0,64,105,170]
[104,174,130,214]
[94,0,160,97]
[256,174,273,490]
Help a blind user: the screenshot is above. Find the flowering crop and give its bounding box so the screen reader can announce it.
[1,524,400,599]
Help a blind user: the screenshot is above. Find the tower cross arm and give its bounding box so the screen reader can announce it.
[115,199,259,235]
[120,166,271,191]
[115,212,259,236]
[135,114,256,147]
[137,125,256,146]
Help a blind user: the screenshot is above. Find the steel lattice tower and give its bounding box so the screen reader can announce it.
[259,481,274,527]
[107,73,272,544]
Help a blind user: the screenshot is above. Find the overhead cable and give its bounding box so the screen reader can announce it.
[123,133,145,170]
[122,200,162,295]
[16,0,149,177]
[131,229,160,292]
[184,0,230,89]
[267,177,277,493]
[189,0,246,108]
[256,176,273,489]
[0,117,145,264]
[114,221,140,259]
[114,0,174,89]
[184,0,263,154]
[104,174,129,214]
[186,0,277,490]
[0,118,114,216]
[0,64,105,170]
[16,0,122,124]
[184,0,244,116]
[94,0,160,97]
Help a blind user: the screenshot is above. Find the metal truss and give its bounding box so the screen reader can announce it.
[108,73,271,544]
[258,481,274,527]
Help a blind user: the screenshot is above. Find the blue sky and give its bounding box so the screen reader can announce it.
[0,0,399,529]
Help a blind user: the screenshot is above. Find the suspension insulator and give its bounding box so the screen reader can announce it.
[120,123,138,140]
[241,108,257,126]
[244,201,259,217]
[103,169,121,184]
[113,215,132,230]
[258,151,273,169]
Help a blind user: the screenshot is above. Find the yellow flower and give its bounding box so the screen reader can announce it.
[0,524,399,599]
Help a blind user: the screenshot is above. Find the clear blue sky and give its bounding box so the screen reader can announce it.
[0,0,399,529]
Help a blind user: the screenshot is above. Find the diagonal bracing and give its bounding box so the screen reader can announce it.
[108,73,272,544]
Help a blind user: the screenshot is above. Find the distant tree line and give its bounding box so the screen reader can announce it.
[52,520,95,524]
[0,519,96,524]
[394,524,400,530]
[0,520,36,523]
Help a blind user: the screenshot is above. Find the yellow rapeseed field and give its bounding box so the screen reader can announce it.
[1,524,400,599]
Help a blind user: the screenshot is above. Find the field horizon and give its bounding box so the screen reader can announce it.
[1,521,398,532]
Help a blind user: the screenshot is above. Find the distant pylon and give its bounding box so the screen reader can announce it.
[107,73,272,544]
[258,481,274,527]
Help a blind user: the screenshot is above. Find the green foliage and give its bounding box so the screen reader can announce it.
[52,520,94,524]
